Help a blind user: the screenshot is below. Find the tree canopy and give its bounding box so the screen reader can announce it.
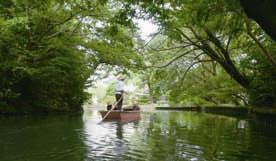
[0,0,275,114]
[0,0,143,113]
[116,0,276,107]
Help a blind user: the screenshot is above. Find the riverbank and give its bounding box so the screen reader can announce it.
[0,105,83,116]
[156,105,276,117]
[0,101,84,116]
[156,105,276,127]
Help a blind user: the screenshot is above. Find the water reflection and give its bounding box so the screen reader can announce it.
[0,115,85,161]
[1,111,276,161]
[82,110,139,160]
[237,120,247,129]
[80,111,276,161]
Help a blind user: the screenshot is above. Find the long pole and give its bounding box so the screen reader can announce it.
[100,96,123,122]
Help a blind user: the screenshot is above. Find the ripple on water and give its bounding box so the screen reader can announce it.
[2,111,276,161]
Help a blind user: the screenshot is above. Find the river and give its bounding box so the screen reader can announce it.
[1,110,276,161]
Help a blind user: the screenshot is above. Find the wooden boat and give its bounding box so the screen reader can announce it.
[99,110,140,122]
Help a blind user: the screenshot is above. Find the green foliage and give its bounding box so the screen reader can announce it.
[1,0,276,113]
[0,0,143,113]
[119,0,276,107]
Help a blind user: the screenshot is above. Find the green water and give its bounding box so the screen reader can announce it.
[1,110,276,161]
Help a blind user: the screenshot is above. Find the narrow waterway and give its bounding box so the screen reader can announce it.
[1,110,276,161]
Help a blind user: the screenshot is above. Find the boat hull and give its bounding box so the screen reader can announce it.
[99,110,140,122]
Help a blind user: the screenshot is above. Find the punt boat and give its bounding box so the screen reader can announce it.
[99,110,140,122]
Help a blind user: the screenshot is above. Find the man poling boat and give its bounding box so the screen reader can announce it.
[114,74,126,111]
[100,74,140,122]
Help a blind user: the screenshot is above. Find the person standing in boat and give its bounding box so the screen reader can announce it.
[114,75,126,110]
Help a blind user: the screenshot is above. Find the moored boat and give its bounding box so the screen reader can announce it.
[99,110,140,122]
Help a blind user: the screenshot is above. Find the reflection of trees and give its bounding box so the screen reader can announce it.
[245,120,276,161]
[140,112,258,161]
[0,116,85,161]
[81,111,276,161]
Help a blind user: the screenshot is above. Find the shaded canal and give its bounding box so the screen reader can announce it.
[1,110,276,161]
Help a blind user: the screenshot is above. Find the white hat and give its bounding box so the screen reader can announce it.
[117,74,126,80]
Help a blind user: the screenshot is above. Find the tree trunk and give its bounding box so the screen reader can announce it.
[219,60,250,89]
[240,0,276,41]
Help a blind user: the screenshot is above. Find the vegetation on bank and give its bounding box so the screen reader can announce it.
[0,0,142,113]
[0,0,275,114]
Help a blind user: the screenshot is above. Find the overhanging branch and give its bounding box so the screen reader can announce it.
[147,48,199,68]
[179,59,213,85]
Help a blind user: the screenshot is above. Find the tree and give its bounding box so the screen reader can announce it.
[240,0,276,41]
[118,0,276,107]
[0,0,143,113]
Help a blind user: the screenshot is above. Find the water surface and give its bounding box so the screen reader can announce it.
[1,110,276,161]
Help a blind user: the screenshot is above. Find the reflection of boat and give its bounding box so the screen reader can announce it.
[99,110,140,122]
